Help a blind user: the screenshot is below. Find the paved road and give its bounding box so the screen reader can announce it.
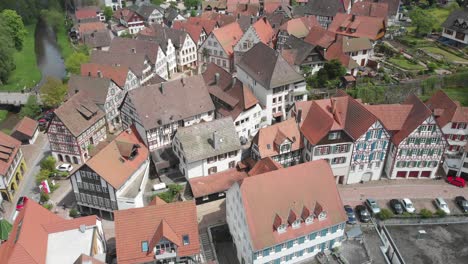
[6,133,50,221]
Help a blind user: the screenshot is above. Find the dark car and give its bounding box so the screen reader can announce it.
[455,196,468,213]
[390,199,404,215]
[344,205,357,224]
[16,196,28,211]
[355,205,371,223]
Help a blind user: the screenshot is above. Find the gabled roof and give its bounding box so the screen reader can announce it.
[366,0,400,16]
[252,17,276,44]
[75,7,100,20]
[132,3,163,20]
[248,157,283,176]
[366,94,433,145]
[233,3,260,17]
[12,117,38,138]
[238,160,347,250]
[328,13,386,41]
[126,75,215,130]
[304,26,336,48]
[81,30,111,49]
[212,22,243,55]
[186,17,218,34]
[81,63,130,89]
[173,21,205,44]
[237,42,304,89]
[52,92,105,137]
[252,118,303,158]
[0,200,99,264]
[442,9,468,35]
[114,201,200,264]
[351,1,389,20]
[281,35,324,66]
[189,168,248,198]
[68,75,117,105]
[0,132,21,176]
[109,37,162,65]
[77,22,106,35]
[137,24,190,50]
[279,16,320,38]
[113,8,144,23]
[90,50,150,77]
[200,11,237,27]
[293,0,347,17]
[426,90,468,128]
[176,117,241,163]
[83,126,149,190]
[324,36,361,70]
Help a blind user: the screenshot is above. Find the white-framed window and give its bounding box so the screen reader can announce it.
[277,224,287,233]
[292,219,302,229]
[305,216,314,225]
[328,132,340,140]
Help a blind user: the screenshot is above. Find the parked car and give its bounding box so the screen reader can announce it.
[435,197,450,214]
[390,199,404,214]
[344,205,357,224]
[16,196,28,211]
[365,198,381,215]
[56,163,73,172]
[355,205,371,223]
[447,176,466,188]
[455,196,468,213]
[402,198,416,213]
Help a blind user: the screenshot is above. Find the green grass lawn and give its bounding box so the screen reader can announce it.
[0,110,7,124]
[0,24,42,92]
[443,87,468,106]
[389,57,426,71]
[56,23,74,60]
[426,8,451,29]
[421,47,468,64]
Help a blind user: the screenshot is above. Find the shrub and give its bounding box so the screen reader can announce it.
[43,203,53,210]
[420,208,433,218]
[435,209,447,217]
[40,156,56,171]
[157,192,173,203]
[40,192,50,203]
[377,209,394,220]
[402,212,412,217]
[69,208,79,218]
[36,169,51,184]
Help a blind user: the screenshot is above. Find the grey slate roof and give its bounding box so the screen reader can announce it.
[81,30,111,49]
[237,42,304,89]
[131,3,163,20]
[442,9,468,34]
[293,0,346,17]
[127,75,215,130]
[283,35,324,65]
[90,50,149,77]
[176,117,241,163]
[68,75,114,105]
[109,37,161,64]
[137,24,188,50]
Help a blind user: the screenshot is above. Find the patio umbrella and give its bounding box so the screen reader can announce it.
[0,218,12,241]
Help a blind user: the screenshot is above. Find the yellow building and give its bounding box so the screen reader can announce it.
[0,132,27,202]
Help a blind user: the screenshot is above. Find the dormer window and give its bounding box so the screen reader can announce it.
[339,26,346,31]
[318,211,327,221]
[292,219,302,229]
[182,235,190,245]
[277,224,287,233]
[328,132,340,140]
[305,216,314,225]
[280,143,291,153]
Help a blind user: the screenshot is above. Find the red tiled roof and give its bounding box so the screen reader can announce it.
[189,168,248,198]
[75,8,99,20]
[351,1,389,20]
[186,17,218,34]
[252,118,303,158]
[149,196,167,206]
[252,17,275,45]
[85,126,149,190]
[0,132,21,176]
[365,104,412,131]
[201,11,236,27]
[0,200,99,264]
[113,8,143,23]
[173,21,205,44]
[233,3,260,17]
[238,160,347,250]
[425,90,468,128]
[81,63,129,88]
[212,22,243,55]
[114,201,200,264]
[280,16,320,38]
[328,13,386,41]
[324,37,359,70]
[248,157,283,176]
[304,26,336,48]
[77,22,106,35]
[12,117,38,138]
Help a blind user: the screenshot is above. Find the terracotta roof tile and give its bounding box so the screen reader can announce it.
[248,157,283,176]
[304,26,336,48]
[212,22,243,55]
[114,201,200,263]
[280,16,319,38]
[426,90,468,128]
[77,22,106,35]
[12,117,38,138]
[109,37,162,65]
[186,17,218,34]
[351,1,389,20]
[328,13,386,41]
[173,21,205,44]
[189,168,248,197]
[200,11,236,27]
[0,132,21,176]
[252,17,276,45]
[75,7,100,20]
[238,160,347,250]
[81,63,129,88]
[148,196,167,206]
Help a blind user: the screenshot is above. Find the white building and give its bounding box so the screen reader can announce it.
[202,62,264,140]
[233,17,275,64]
[442,9,468,46]
[70,127,150,219]
[104,0,123,11]
[426,90,468,177]
[120,76,215,151]
[173,117,241,179]
[226,160,347,264]
[367,95,446,179]
[236,42,307,125]
[133,3,165,24]
[113,8,146,35]
[81,63,141,92]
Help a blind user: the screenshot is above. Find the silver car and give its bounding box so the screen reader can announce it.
[365,198,381,215]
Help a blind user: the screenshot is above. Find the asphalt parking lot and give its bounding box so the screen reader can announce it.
[386,224,468,264]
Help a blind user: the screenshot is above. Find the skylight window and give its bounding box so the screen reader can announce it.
[183,235,190,245]
[141,241,149,252]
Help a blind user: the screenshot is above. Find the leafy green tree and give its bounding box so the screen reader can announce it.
[317,59,346,87]
[19,95,41,119]
[65,52,89,74]
[151,0,165,5]
[409,8,435,36]
[0,10,27,50]
[184,0,200,9]
[103,6,113,22]
[36,169,51,184]
[190,10,197,17]
[356,84,386,104]
[40,9,63,32]
[40,77,67,108]
[0,19,15,85]
[40,156,57,172]
[377,209,394,220]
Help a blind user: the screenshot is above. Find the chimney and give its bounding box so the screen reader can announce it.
[263,16,267,23]
[351,14,356,22]
[212,131,220,150]
[250,15,254,25]
[232,77,237,88]
[159,83,164,94]
[237,13,240,19]
[214,73,220,85]
[331,98,337,115]
[296,109,302,124]
[131,48,136,53]
[97,70,102,78]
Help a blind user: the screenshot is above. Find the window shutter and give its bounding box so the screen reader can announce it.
[380,152,385,161]
[371,142,376,151]
[415,138,420,145]
[432,125,436,132]
[369,153,374,161]
[354,155,358,161]
[383,141,387,150]
[378,129,383,139]
[365,132,370,140]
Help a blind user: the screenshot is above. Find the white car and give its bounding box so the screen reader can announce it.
[402,198,416,213]
[435,197,450,214]
[56,163,73,172]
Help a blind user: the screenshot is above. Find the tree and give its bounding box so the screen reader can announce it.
[65,52,89,74]
[377,209,394,220]
[0,10,27,50]
[103,6,113,22]
[40,9,63,32]
[40,156,56,172]
[409,8,435,36]
[40,77,67,108]
[355,84,386,104]
[316,59,346,87]
[151,0,165,5]
[0,19,15,85]
[190,10,197,17]
[420,208,433,218]
[184,0,200,9]
[19,95,41,119]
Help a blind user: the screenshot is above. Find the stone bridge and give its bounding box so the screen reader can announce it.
[0,92,41,106]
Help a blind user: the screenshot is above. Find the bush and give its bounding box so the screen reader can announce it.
[377,209,394,220]
[435,209,447,217]
[402,212,412,217]
[157,192,173,203]
[69,208,79,218]
[40,156,57,171]
[40,192,50,202]
[36,169,51,184]
[420,208,433,218]
[43,203,53,210]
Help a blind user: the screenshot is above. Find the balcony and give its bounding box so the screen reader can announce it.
[155,249,177,260]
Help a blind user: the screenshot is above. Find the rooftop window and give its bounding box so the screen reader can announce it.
[183,235,190,245]
[141,241,149,252]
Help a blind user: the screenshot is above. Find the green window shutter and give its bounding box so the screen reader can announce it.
[432,125,436,132]
[415,138,420,145]
[378,129,383,139]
